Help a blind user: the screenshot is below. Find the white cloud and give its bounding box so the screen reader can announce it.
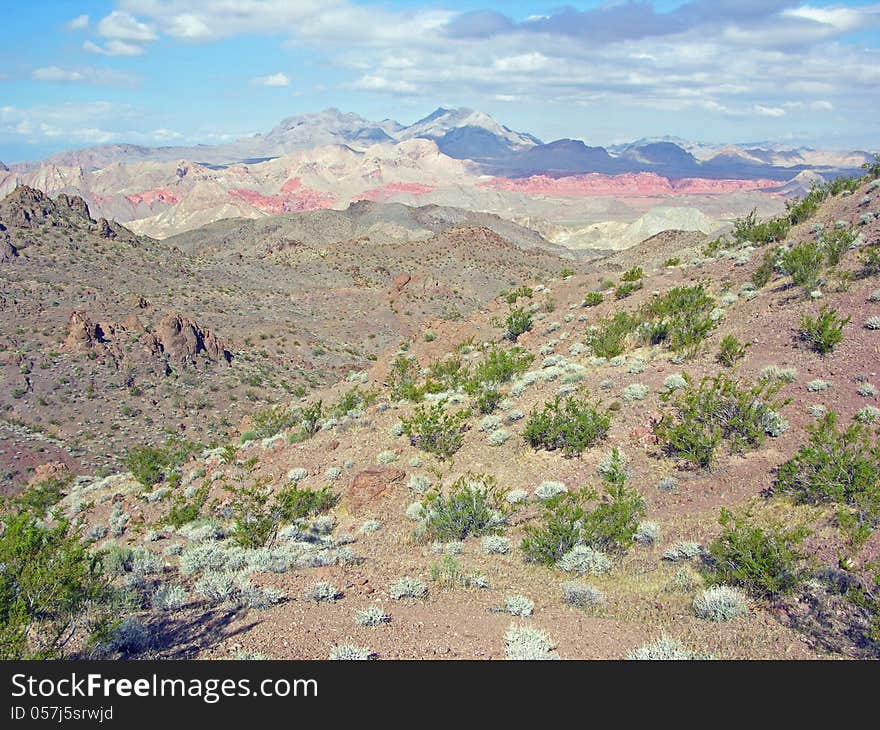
[493,53,549,72]
[84,39,146,57]
[754,105,786,117]
[253,72,291,87]
[32,67,85,83]
[351,75,418,94]
[31,66,139,87]
[98,10,157,41]
[67,14,89,30]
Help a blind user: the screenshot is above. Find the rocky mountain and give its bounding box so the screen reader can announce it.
[0,186,572,487]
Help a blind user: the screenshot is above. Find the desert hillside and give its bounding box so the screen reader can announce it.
[6,161,880,660]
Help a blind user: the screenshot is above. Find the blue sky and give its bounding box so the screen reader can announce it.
[2,1,879,162]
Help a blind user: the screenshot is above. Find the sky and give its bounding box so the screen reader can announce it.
[1,1,879,162]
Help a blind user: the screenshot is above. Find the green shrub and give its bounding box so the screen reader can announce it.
[716,334,749,367]
[780,242,824,292]
[560,267,576,278]
[422,473,507,541]
[820,228,857,267]
[524,392,611,456]
[751,247,779,289]
[276,483,338,522]
[249,406,300,439]
[165,485,209,528]
[504,286,533,306]
[0,513,113,658]
[521,491,589,565]
[776,412,880,547]
[388,355,423,401]
[799,305,851,355]
[9,476,70,518]
[655,373,787,468]
[702,509,808,599]
[467,346,534,391]
[475,386,502,414]
[664,257,681,267]
[614,281,641,300]
[424,357,469,394]
[861,246,880,278]
[621,267,644,282]
[639,284,717,356]
[586,310,638,359]
[785,185,827,225]
[124,439,199,487]
[583,291,604,307]
[402,400,471,459]
[504,307,533,341]
[733,209,790,245]
[581,487,645,554]
[333,386,377,416]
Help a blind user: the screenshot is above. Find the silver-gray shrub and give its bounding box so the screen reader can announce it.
[355,605,391,626]
[504,595,534,617]
[504,624,559,660]
[693,585,749,621]
[389,576,427,600]
[152,583,188,611]
[557,545,612,575]
[562,581,605,608]
[481,535,511,554]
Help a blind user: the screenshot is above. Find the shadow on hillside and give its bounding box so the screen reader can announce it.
[150,606,259,659]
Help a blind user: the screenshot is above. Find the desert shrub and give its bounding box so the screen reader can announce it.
[333,386,377,417]
[388,355,423,401]
[123,446,167,487]
[505,307,533,341]
[306,581,339,602]
[521,492,587,565]
[424,356,469,394]
[328,644,373,660]
[563,581,605,608]
[655,373,788,468]
[621,266,644,282]
[585,310,638,359]
[733,209,790,245]
[634,521,660,545]
[429,556,488,590]
[9,476,70,518]
[639,284,716,356]
[152,583,187,611]
[716,334,749,367]
[820,228,857,267]
[534,481,567,500]
[785,185,828,225]
[751,247,779,289]
[663,541,702,562]
[227,479,336,549]
[389,577,427,601]
[664,257,681,267]
[0,512,113,658]
[622,383,648,402]
[249,406,300,440]
[776,412,880,544]
[482,535,511,554]
[702,509,808,598]
[165,485,209,529]
[627,636,710,660]
[799,306,851,355]
[523,392,611,456]
[780,242,825,293]
[504,285,533,306]
[504,624,558,660]
[422,473,507,541]
[557,545,612,575]
[402,400,471,459]
[468,346,534,390]
[583,291,604,307]
[866,317,880,330]
[475,386,502,414]
[861,246,880,278]
[355,605,390,626]
[615,281,641,300]
[693,585,749,621]
[504,595,534,617]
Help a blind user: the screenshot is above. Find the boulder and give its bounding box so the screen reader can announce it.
[344,467,405,513]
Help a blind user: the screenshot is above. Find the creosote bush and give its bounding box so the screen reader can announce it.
[799,306,851,355]
[716,334,749,367]
[523,391,611,456]
[422,473,508,542]
[402,400,471,460]
[655,373,788,468]
[702,509,808,599]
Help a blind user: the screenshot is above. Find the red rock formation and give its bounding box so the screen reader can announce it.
[125,188,180,207]
[356,182,435,202]
[480,172,780,197]
[345,467,406,513]
[146,312,232,366]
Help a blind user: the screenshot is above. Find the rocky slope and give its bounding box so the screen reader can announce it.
[16,173,880,660]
